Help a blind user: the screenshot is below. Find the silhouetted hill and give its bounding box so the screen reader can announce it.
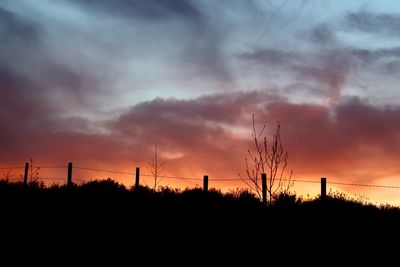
[0,179,398,267]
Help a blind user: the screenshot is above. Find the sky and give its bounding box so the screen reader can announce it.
[1,0,400,204]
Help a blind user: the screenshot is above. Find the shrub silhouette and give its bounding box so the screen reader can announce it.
[0,179,399,266]
[273,191,302,207]
[78,178,126,193]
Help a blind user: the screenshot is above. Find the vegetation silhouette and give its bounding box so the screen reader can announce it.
[240,115,294,204]
[0,179,399,267]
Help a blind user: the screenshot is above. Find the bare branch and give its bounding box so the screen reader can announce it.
[240,116,294,205]
[147,144,167,190]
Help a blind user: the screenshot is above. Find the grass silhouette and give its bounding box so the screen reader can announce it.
[0,179,398,267]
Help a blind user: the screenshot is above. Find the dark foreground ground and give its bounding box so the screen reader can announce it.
[0,180,399,267]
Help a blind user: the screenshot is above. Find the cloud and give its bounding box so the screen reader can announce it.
[239,48,299,66]
[308,23,337,45]
[1,1,400,198]
[263,97,400,179]
[112,93,400,181]
[66,0,202,21]
[0,6,40,46]
[346,11,400,35]
[0,85,399,186]
[239,42,400,102]
[61,0,235,89]
[352,47,400,63]
[239,48,352,101]
[237,8,400,103]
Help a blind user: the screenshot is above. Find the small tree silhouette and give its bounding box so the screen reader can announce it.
[239,115,293,205]
[1,168,14,181]
[29,159,40,182]
[146,144,166,190]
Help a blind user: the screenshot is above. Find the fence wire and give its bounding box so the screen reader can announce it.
[0,164,400,190]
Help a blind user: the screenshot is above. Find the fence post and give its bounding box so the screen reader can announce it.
[23,162,29,185]
[321,177,327,200]
[135,167,140,189]
[203,175,208,192]
[67,162,73,187]
[262,173,267,204]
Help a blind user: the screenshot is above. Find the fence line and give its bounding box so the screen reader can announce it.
[0,167,25,170]
[40,166,67,169]
[1,163,400,190]
[326,181,400,189]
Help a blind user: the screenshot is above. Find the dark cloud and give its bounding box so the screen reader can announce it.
[295,50,353,100]
[0,4,108,115]
[67,0,201,20]
[307,23,337,45]
[106,93,391,175]
[110,91,282,134]
[109,93,400,181]
[346,11,400,35]
[64,0,234,86]
[239,48,299,66]
[352,47,400,64]
[335,97,400,140]
[1,1,400,193]
[0,66,52,122]
[379,60,400,74]
[0,7,40,46]
[1,87,399,183]
[239,48,352,100]
[239,44,400,100]
[257,97,400,179]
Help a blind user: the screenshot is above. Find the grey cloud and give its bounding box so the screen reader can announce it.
[239,48,299,66]
[1,87,399,182]
[112,91,282,130]
[108,92,400,180]
[346,11,400,35]
[308,23,337,45]
[379,60,400,74]
[352,47,400,63]
[67,0,202,21]
[0,3,112,114]
[0,66,52,122]
[239,48,351,100]
[239,43,400,100]
[0,6,40,46]
[64,0,237,87]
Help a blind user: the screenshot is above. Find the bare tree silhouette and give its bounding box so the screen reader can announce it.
[1,168,14,181]
[239,115,293,204]
[146,144,166,190]
[29,159,40,182]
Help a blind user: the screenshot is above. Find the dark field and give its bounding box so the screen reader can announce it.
[0,180,399,267]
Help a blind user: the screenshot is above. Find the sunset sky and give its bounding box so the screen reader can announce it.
[1,0,400,204]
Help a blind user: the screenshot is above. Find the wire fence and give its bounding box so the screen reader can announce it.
[1,164,399,188]
[0,163,400,206]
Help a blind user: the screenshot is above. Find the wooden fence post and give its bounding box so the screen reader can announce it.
[321,177,327,200]
[203,175,208,192]
[23,162,29,185]
[135,167,140,189]
[67,162,73,187]
[262,173,267,204]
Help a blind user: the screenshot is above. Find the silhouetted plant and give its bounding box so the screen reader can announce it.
[158,186,181,196]
[79,178,126,192]
[239,115,294,205]
[273,192,302,207]
[29,158,40,182]
[27,179,46,190]
[225,188,259,204]
[327,189,364,204]
[1,168,14,181]
[146,144,166,190]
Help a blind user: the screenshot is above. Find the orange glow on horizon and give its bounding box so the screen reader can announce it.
[3,161,399,206]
